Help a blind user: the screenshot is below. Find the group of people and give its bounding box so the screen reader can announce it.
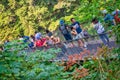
[59,9,120,48]
[18,30,61,49]
[1,9,120,51]
[59,18,88,48]
[102,9,120,25]
[96,9,120,45]
[15,18,89,49]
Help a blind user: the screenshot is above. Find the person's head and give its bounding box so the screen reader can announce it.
[112,9,120,15]
[51,36,55,41]
[46,36,50,40]
[70,18,76,23]
[59,20,64,25]
[30,35,34,38]
[5,39,9,43]
[18,35,22,38]
[30,35,35,40]
[101,9,107,16]
[92,18,98,24]
[71,27,75,31]
[46,29,50,33]
[35,31,38,34]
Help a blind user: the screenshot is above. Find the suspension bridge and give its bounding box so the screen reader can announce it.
[27,32,119,61]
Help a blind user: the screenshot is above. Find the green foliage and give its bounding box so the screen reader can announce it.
[1,0,120,42]
[80,47,120,80]
[112,24,120,44]
[0,40,70,79]
[0,0,120,79]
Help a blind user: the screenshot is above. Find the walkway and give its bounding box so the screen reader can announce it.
[57,40,117,58]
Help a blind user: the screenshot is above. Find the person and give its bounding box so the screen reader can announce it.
[23,36,29,43]
[59,20,72,41]
[71,27,84,47]
[112,9,120,24]
[92,18,109,46]
[71,27,78,40]
[45,36,53,46]
[51,36,60,44]
[18,35,30,47]
[35,36,46,48]
[4,40,10,45]
[19,34,29,43]
[82,28,90,42]
[28,35,35,48]
[70,18,87,48]
[46,29,53,37]
[35,31,42,40]
[82,28,90,38]
[102,9,116,25]
[18,35,23,40]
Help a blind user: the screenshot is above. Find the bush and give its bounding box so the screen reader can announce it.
[0,40,70,80]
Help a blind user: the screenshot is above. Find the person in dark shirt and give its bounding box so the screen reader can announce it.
[22,36,29,43]
[45,29,53,37]
[28,35,35,48]
[59,20,72,41]
[71,27,84,47]
[70,18,87,48]
[71,18,82,34]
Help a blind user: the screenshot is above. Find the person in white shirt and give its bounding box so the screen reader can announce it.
[92,18,109,46]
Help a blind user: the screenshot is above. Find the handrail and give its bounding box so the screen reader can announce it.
[40,30,113,47]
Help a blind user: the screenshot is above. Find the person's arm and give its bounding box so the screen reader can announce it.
[56,37,60,44]
[59,26,62,32]
[71,30,77,35]
[66,26,69,29]
[33,42,36,48]
[113,19,116,25]
[65,24,70,30]
[80,24,83,29]
[43,41,47,47]
[76,21,83,29]
[92,23,95,28]
[104,14,108,22]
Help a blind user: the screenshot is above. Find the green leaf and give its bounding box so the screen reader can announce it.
[36,72,49,79]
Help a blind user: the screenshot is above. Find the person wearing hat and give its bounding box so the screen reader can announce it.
[102,9,116,25]
[59,20,72,41]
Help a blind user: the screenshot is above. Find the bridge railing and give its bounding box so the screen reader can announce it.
[27,31,115,57]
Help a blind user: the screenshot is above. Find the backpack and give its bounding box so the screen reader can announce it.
[114,11,120,23]
[59,24,69,34]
